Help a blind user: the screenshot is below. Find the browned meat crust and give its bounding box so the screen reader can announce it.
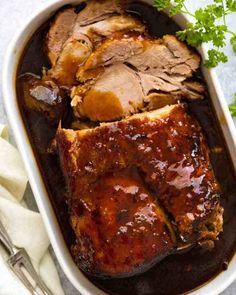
[57,104,223,276]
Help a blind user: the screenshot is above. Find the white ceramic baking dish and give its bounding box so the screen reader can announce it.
[2,1,236,294]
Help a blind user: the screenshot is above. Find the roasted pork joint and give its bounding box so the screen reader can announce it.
[57,104,223,277]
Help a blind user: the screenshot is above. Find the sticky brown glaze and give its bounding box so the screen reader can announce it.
[57,105,222,248]
[70,169,175,277]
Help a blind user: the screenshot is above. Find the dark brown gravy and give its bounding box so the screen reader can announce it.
[16,2,236,295]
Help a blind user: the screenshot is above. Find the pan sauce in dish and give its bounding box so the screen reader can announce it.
[16,2,236,294]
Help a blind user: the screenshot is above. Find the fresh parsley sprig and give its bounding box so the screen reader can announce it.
[229,93,236,117]
[154,0,236,68]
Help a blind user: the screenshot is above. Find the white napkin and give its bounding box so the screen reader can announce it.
[0,125,64,295]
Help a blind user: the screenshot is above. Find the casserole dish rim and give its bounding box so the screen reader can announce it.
[2,0,236,294]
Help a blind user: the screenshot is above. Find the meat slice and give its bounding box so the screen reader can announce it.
[126,35,200,78]
[76,0,126,26]
[48,16,144,86]
[47,36,93,86]
[77,32,146,81]
[76,15,145,43]
[71,64,144,121]
[71,64,205,122]
[77,33,200,81]
[57,105,223,263]
[139,73,205,100]
[46,8,77,65]
[46,0,127,66]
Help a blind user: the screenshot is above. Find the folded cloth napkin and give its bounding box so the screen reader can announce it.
[0,125,64,295]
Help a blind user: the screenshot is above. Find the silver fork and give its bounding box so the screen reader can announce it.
[0,217,53,295]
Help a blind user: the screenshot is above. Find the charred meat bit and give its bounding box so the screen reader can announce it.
[18,73,67,123]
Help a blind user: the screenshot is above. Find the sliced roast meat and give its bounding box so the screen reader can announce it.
[71,64,144,121]
[76,15,144,44]
[123,35,200,78]
[48,17,144,86]
[77,32,146,81]
[47,36,93,86]
[125,35,200,78]
[56,104,223,276]
[46,8,77,66]
[71,67,205,122]
[77,33,200,82]
[75,0,126,26]
[46,0,144,87]
[71,34,205,122]
[140,73,205,100]
[139,72,181,94]
[46,0,127,66]
[143,81,206,110]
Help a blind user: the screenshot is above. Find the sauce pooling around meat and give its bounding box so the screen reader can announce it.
[16,1,236,294]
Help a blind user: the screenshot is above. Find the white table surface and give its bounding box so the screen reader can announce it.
[0,1,236,294]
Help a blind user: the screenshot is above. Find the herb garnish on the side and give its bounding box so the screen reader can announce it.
[154,0,236,117]
[229,93,236,117]
[154,0,236,67]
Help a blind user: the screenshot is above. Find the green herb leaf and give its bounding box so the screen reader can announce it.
[229,93,236,117]
[153,0,171,10]
[226,0,236,12]
[204,49,228,68]
[154,0,236,68]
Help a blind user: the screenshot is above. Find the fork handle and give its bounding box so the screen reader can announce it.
[0,218,15,255]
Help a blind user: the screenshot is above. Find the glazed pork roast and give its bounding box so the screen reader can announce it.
[20,0,223,279]
[57,104,223,277]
